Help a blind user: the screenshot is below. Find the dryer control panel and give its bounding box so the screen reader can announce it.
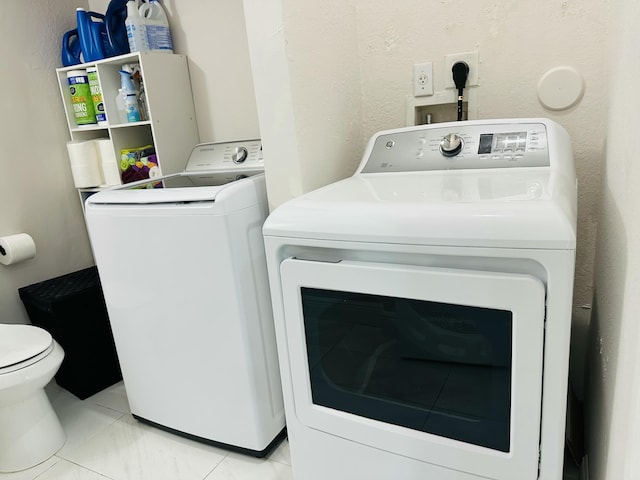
[361,122,550,173]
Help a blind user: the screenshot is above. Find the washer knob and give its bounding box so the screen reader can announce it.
[440,133,464,157]
[232,147,248,163]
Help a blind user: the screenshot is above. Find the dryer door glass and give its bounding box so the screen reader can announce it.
[280,258,545,477]
[302,287,512,452]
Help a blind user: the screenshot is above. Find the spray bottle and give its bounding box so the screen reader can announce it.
[119,70,141,122]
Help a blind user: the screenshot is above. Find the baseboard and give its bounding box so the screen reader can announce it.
[581,455,589,480]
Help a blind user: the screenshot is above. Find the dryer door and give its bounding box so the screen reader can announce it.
[280,258,545,480]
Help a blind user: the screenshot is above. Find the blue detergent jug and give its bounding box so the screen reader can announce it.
[104,0,130,57]
[61,29,82,66]
[76,8,106,62]
[61,1,130,66]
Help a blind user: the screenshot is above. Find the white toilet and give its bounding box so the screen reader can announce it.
[0,324,66,472]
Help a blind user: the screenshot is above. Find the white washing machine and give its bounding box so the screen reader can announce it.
[84,140,285,456]
[263,119,576,479]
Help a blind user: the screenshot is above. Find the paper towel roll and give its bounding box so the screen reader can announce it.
[0,233,36,266]
[66,140,103,188]
[94,139,122,186]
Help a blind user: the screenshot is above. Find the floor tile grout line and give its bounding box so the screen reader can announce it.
[89,402,130,416]
[23,457,59,480]
[200,455,225,480]
[53,457,120,480]
[54,411,127,463]
[43,384,293,480]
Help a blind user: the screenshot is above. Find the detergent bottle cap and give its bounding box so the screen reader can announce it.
[119,70,136,93]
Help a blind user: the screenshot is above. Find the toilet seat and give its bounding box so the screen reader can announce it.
[0,325,54,375]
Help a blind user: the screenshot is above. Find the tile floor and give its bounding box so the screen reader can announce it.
[1,381,582,480]
[0,382,292,480]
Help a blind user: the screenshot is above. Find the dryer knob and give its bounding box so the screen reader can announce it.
[232,147,248,164]
[440,133,464,157]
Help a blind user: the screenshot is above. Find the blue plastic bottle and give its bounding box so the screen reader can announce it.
[61,29,82,66]
[104,0,130,57]
[119,70,141,123]
[76,8,106,62]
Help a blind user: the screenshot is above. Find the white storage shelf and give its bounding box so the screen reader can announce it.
[56,51,200,191]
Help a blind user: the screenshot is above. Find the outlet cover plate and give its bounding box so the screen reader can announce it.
[413,62,434,97]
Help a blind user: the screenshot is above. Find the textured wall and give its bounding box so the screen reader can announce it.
[282,0,364,194]
[586,0,640,477]
[160,0,260,143]
[244,0,364,208]
[0,1,94,324]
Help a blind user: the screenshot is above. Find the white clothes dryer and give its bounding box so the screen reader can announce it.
[263,119,576,479]
[85,140,285,456]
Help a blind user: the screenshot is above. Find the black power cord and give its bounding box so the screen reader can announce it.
[452,61,469,121]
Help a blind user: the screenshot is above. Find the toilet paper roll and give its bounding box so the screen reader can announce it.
[66,140,103,188]
[94,139,122,186]
[0,234,36,266]
[100,161,122,186]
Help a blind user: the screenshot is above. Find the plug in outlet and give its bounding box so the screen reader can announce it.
[413,62,433,97]
[444,51,478,89]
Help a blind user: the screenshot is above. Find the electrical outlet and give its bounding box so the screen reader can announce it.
[413,62,433,97]
[444,51,479,89]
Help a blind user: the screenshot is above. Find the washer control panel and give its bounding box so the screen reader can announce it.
[361,123,549,173]
[185,139,263,172]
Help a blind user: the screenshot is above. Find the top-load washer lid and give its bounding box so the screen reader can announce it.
[263,118,577,250]
[0,324,53,369]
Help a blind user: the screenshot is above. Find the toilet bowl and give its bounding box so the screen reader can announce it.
[0,324,66,472]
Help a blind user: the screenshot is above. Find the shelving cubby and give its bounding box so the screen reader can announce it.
[56,51,200,196]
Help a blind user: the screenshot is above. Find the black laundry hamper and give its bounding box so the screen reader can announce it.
[18,266,122,399]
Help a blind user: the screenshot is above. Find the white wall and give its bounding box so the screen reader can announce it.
[244,0,364,208]
[159,0,260,143]
[0,1,95,324]
[586,0,640,477]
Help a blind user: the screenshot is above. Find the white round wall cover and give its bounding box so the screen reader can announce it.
[537,66,585,111]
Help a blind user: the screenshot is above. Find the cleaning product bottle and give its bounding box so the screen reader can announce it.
[119,70,141,122]
[61,29,82,66]
[67,70,97,126]
[104,0,130,57]
[76,8,107,62]
[87,67,107,125]
[136,75,150,121]
[125,0,148,53]
[115,88,127,123]
[139,0,173,53]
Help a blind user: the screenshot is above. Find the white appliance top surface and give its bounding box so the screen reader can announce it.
[263,119,577,249]
[87,139,264,205]
[0,324,52,368]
